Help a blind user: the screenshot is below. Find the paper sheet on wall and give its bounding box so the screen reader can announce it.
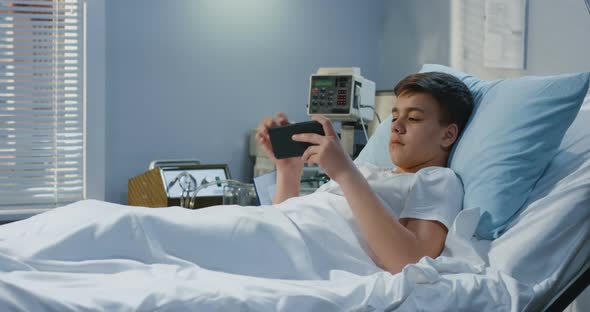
[483,0,527,69]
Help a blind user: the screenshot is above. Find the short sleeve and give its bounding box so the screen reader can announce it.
[399,167,464,230]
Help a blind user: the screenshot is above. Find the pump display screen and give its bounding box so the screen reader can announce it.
[313,79,334,87]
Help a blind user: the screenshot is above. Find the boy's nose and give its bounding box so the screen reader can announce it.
[392,121,404,134]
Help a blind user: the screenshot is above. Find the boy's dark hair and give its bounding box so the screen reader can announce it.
[393,72,474,135]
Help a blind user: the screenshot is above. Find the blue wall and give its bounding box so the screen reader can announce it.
[92,0,590,204]
[378,0,451,89]
[105,0,384,203]
[377,0,590,84]
[516,0,590,75]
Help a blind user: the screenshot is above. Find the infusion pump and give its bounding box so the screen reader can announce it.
[307,67,376,122]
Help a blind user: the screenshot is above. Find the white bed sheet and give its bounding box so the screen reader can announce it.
[0,194,529,311]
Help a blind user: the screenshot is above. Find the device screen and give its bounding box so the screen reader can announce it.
[313,79,335,87]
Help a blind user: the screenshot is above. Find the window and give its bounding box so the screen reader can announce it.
[0,0,85,215]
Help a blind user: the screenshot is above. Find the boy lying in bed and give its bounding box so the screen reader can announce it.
[256,72,473,274]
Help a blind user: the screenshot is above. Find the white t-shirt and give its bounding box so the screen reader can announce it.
[315,162,464,230]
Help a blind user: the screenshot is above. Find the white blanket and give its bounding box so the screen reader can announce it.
[0,194,532,311]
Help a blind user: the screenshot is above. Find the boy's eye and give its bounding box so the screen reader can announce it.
[392,116,422,122]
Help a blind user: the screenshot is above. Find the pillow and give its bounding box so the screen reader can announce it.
[353,120,395,169]
[356,64,590,239]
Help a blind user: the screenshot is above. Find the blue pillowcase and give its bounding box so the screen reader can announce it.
[353,120,395,169]
[355,64,590,239]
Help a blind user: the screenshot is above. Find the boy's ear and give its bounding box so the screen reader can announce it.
[441,124,459,149]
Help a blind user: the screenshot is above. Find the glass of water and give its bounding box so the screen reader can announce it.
[222,182,257,206]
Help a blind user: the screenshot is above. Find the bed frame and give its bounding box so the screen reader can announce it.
[544,265,590,311]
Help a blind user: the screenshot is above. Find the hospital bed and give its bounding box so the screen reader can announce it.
[0,87,589,311]
[494,88,590,312]
[549,266,590,311]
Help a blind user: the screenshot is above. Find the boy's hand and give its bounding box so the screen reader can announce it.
[256,112,304,173]
[291,115,356,182]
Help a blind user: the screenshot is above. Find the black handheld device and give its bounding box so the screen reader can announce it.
[268,121,325,159]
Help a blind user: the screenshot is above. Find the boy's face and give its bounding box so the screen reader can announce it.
[389,93,457,173]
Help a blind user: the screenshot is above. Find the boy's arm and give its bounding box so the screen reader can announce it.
[291,115,447,273]
[272,164,302,204]
[336,168,447,274]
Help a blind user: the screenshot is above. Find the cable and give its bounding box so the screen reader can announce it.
[359,104,381,123]
[357,104,382,144]
[358,116,369,144]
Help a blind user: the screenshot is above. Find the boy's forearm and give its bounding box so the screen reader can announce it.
[272,167,301,204]
[336,169,421,273]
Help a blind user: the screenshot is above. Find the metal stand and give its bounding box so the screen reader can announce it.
[340,121,368,158]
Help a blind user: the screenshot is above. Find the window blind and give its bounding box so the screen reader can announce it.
[0,0,85,213]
